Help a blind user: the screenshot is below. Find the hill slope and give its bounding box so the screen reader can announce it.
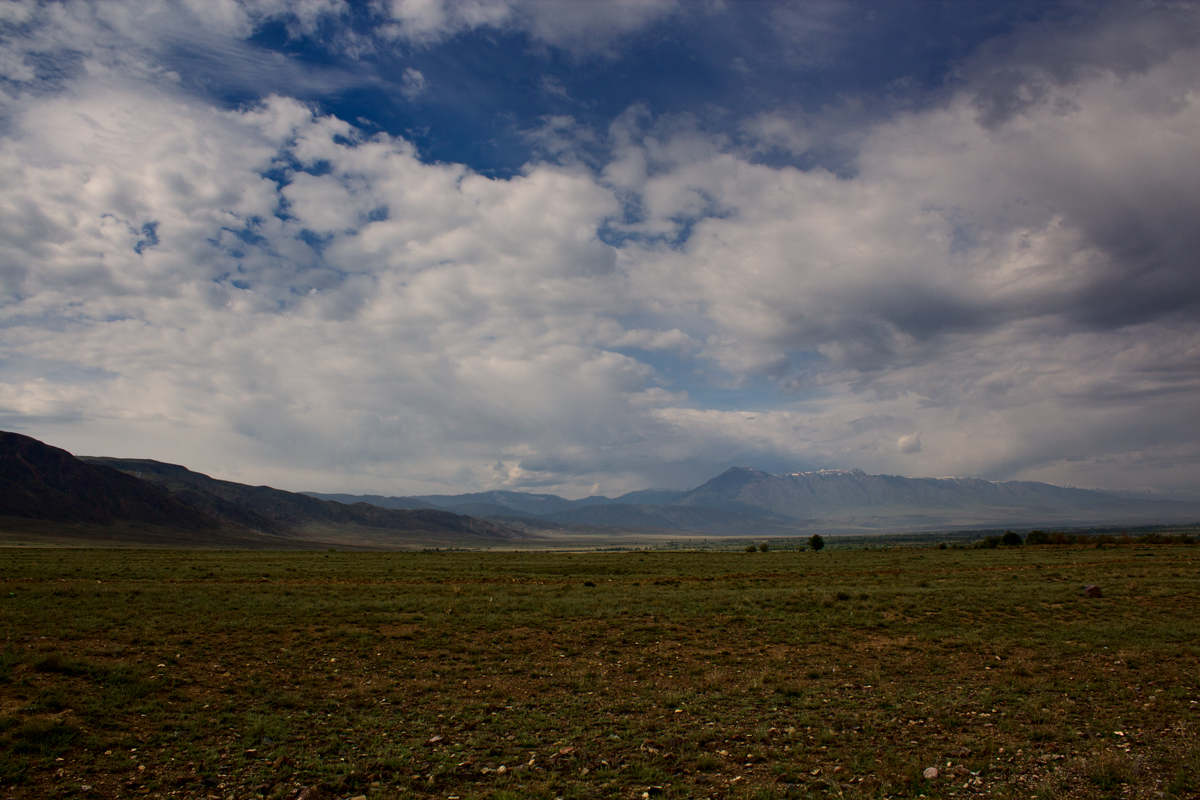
[81,457,526,544]
[0,431,325,548]
[0,431,529,548]
[1,431,220,530]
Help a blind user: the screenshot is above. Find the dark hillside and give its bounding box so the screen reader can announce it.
[0,431,219,530]
[412,489,583,515]
[301,493,446,511]
[83,457,524,541]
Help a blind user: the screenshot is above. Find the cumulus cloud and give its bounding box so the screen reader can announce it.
[897,432,921,455]
[0,72,686,494]
[1,1,1198,496]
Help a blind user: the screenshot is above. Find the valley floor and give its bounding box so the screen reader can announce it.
[1,546,1198,799]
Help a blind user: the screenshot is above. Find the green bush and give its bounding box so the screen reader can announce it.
[1026,529,1081,545]
[808,534,825,552]
[1001,531,1023,547]
[1136,532,1198,545]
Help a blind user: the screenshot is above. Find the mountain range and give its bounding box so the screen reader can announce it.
[3,429,1198,548]
[307,467,1200,536]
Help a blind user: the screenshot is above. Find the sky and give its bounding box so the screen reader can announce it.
[1,0,1199,499]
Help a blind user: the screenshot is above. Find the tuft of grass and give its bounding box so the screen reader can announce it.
[0,752,29,785]
[32,653,96,678]
[7,719,79,760]
[1088,749,1136,790]
[0,647,22,684]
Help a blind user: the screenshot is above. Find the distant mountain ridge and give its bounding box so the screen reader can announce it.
[672,467,1155,518]
[304,487,689,516]
[307,466,1200,535]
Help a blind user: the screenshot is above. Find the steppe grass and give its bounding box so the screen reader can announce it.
[0,544,1197,799]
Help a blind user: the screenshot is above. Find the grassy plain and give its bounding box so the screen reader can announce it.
[1,544,1198,800]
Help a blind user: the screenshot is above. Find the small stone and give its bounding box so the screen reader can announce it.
[1084,585,1103,598]
[497,765,507,775]
[923,767,939,780]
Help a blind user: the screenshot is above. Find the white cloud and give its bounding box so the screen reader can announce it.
[374,0,679,52]
[400,67,426,98]
[0,75,687,495]
[1,2,1199,497]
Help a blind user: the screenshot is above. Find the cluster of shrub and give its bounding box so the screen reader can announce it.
[967,529,1196,548]
[744,534,826,553]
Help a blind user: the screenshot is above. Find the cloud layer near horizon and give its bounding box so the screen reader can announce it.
[1,1,1198,497]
